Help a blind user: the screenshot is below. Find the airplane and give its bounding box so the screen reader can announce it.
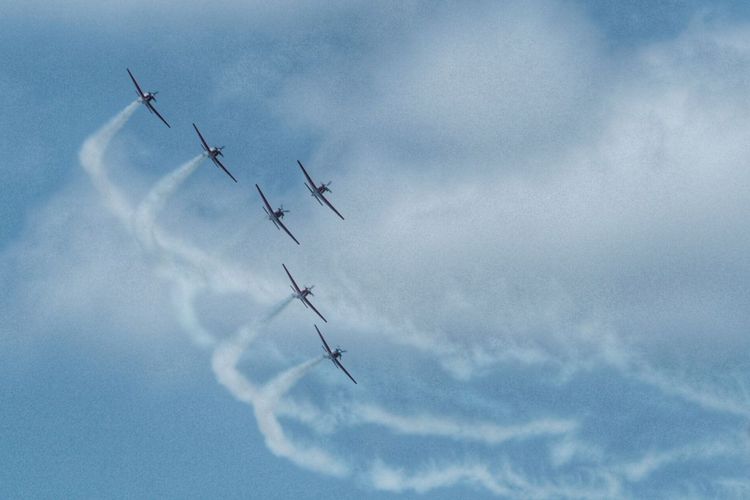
[283,263,326,322]
[256,185,300,245]
[315,325,356,384]
[192,123,238,183]
[296,160,345,220]
[127,68,170,128]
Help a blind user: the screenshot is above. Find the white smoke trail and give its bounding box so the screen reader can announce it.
[209,298,296,411]
[619,438,743,483]
[210,297,294,407]
[211,328,260,405]
[79,101,140,223]
[260,357,323,406]
[630,364,750,418]
[261,295,295,325]
[211,295,348,477]
[80,103,348,478]
[133,154,205,251]
[367,460,622,499]
[127,153,261,294]
[216,215,266,257]
[168,277,216,348]
[253,356,349,477]
[128,154,221,348]
[80,104,277,352]
[210,296,294,371]
[349,404,577,446]
[82,103,746,498]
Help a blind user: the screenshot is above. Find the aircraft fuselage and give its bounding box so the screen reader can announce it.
[293,288,312,301]
[310,183,330,200]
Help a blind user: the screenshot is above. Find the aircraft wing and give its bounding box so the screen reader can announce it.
[275,216,300,245]
[282,264,302,294]
[212,156,238,183]
[145,101,170,128]
[296,160,317,190]
[256,184,276,214]
[297,161,344,220]
[317,191,345,221]
[303,296,327,323]
[127,68,145,98]
[192,123,211,152]
[334,358,357,384]
[314,325,333,355]
[306,183,324,206]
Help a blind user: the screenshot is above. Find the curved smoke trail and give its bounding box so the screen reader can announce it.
[211,298,295,401]
[134,176,266,307]
[253,356,350,476]
[168,277,217,348]
[78,104,749,497]
[80,102,348,480]
[130,152,262,299]
[133,154,205,251]
[79,101,140,223]
[129,153,221,348]
[211,296,348,477]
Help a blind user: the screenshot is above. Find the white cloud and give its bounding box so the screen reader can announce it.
[271,2,603,168]
[243,11,750,388]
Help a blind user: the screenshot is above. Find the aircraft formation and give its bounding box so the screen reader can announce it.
[127,69,356,384]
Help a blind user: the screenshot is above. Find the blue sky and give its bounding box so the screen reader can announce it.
[2,1,750,498]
